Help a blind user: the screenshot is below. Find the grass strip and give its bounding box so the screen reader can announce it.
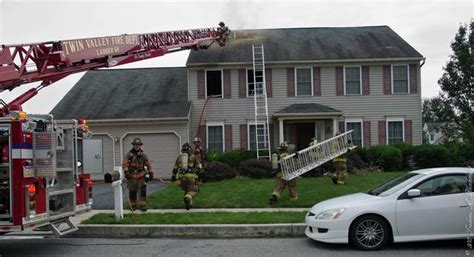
[82,211,307,225]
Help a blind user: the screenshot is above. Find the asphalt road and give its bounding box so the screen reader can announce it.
[0,238,466,257]
[91,180,166,210]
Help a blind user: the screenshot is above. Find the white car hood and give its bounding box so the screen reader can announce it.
[309,193,378,214]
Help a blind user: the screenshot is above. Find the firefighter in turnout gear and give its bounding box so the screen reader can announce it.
[332,155,347,185]
[192,137,206,165]
[269,142,297,205]
[122,138,154,211]
[172,143,202,210]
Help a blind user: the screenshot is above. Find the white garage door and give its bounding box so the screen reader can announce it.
[123,133,180,179]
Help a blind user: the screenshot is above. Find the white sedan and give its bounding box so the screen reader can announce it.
[305,167,473,250]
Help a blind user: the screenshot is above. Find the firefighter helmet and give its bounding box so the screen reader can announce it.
[193,137,202,144]
[279,141,289,151]
[219,21,225,27]
[131,138,143,146]
[181,143,192,153]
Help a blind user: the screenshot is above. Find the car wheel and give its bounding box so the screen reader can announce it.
[349,215,390,251]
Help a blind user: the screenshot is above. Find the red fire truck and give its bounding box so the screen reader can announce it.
[0,22,230,236]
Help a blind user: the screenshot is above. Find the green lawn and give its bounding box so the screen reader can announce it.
[83,212,307,225]
[147,172,405,209]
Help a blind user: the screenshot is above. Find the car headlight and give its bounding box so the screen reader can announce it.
[316,208,346,220]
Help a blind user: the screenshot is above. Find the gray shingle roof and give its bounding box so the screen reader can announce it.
[187,26,423,65]
[50,67,190,120]
[275,103,342,114]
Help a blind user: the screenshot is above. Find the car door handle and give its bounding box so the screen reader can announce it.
[460,205,469,208]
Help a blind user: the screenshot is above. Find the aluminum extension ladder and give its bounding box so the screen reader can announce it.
[252,45,271,159]
[280,130,357,181]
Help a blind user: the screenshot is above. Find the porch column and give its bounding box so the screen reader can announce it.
[332,118,337,136]
[279,118,284,144]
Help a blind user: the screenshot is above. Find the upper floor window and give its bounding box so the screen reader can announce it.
[392,65,409,94]
[344,66,361,95]
[247,69,263,97]
[345,119,363,147]
[387,118,404,144]
[207,122,224,152]
[295,67,313,96]
[206,70,223,98]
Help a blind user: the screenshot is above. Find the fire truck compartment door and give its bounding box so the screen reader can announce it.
[83,139,103,174]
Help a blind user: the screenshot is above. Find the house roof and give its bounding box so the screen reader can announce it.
[425,122,443,133]
[187,26,423,65]
[50,67,190,120]
[275,103,342,116]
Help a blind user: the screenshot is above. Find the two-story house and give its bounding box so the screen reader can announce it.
[187,26,423,152]
[51,26,424,180]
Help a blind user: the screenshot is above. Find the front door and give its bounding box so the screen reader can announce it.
[295,123,315,151]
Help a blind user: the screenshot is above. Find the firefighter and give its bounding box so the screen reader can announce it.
[172,143,202,210]
[122,138,162,211]
[269,142,297,205]
[331,154,347,185]
[192,137,206,165]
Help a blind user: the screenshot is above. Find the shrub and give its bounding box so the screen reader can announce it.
[346,150,368,173]
[413,144,453,168]
[238,159,273,179]
[204,149,258,168]
[459,143,474,166]
[366,145,402,171]
[201,161,237,182]
[392,143,415,170]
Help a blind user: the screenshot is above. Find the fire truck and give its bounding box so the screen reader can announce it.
[0,22,230,236]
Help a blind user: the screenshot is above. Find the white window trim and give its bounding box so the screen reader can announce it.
[206,122,225,152]
[247,121,266,150]
[205,69,224,98]
[345,118,364,147]
[343,66,362,96]
[391,64,410,94]
[386,117,405,144]
[246,68,263,98]
[294,67,313,96]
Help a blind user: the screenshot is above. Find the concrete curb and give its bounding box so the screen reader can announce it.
[72,223,307,238]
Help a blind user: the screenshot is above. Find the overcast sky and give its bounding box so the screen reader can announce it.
[0,0,472,113]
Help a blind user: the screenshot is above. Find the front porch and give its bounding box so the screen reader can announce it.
[273,103,343,151]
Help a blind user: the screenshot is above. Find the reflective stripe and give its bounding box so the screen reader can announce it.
[12,149,33,159]
[179,173,198,179]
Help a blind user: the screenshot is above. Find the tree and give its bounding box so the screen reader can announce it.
[422,96,449,124]
[435,21,474,144]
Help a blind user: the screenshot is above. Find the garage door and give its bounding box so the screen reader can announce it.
[123,133,180,179]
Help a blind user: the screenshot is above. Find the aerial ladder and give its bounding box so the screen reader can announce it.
[0,22,231,115]
[0,22,230,236]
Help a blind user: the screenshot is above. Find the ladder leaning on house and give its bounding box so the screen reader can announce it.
[280,130,357,181]
[252,45,271,159]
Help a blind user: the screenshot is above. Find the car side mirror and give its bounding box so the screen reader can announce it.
[407,189,421,198]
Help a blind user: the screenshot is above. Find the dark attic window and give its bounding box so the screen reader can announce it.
[206,70,222,97]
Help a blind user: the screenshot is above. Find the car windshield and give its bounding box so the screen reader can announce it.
[367,173,424,197]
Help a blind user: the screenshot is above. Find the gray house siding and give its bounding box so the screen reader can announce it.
[188,62,422,150]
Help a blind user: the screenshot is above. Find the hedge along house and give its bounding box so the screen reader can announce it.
[187,26,424,152]
[50,68,190,180]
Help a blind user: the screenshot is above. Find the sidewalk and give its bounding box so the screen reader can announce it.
[70,208,309,238]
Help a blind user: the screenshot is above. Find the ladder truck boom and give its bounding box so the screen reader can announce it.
[0,22,230,115]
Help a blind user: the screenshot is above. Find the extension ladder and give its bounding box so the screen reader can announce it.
[252,45,271,159]
[280,130,357,180]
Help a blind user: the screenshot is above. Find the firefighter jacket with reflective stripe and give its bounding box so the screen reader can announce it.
[122,148,152,173]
